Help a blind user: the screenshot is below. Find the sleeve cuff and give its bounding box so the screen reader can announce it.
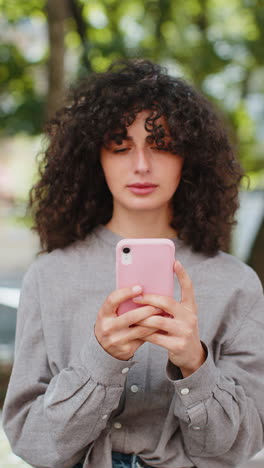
[166,343,220,407]
[79,329,137,386]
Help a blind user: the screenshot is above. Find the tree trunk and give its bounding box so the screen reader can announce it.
[68,0,92,72]
[248,216,264,287]
[45,0,68,121]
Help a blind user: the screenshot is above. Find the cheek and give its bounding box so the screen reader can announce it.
[101,161,122,194]
[167,161,183,184]
[101,159,113,183]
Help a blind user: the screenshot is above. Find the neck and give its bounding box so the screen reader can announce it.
[105,208,177,239]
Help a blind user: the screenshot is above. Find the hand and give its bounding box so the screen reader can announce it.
[94,285,160,361]
[133,261,206,377]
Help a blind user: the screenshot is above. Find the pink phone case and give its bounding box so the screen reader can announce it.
[116,238,175,315]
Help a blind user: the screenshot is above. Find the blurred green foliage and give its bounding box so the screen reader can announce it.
[0,0,263,183]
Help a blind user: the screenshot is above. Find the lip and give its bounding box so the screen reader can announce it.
[127,183,158,188]
[127,183,158,195]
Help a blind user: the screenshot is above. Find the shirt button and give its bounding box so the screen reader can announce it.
[113,422,122,429]
[130,385,139,393]
[122,367,129,374]
[180,387,190,395]
[192,425,201,431]
[101,414,108,420]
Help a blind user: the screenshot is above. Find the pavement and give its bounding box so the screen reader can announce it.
[238,450,264,467]
[0,224,39,274]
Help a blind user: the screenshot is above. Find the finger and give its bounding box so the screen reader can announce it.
[141,332,179,350]
[102,285,143,316]
[133,294,177,318]
[136,315,179,333]
[116,305,162,329]
[173,260,194,307]
[126,324,159,341]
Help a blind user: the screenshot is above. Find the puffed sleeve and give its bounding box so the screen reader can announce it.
[2,264,135,468]
[166,268,264,467]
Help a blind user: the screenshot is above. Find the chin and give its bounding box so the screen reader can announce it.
[127,200,167,211]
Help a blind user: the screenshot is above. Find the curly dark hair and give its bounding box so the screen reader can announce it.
[29,58,244,255]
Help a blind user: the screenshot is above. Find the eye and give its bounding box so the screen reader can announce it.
[113,147,130,153]
[150,147,169,152]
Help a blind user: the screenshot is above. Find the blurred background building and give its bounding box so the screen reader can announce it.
[0,0,263,466]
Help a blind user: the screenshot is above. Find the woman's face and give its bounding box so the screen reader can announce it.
[100,111,184,215]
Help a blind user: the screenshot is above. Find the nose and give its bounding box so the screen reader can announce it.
[133,148,151,174]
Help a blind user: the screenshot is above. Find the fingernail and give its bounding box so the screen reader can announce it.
[133,295,143,302]
[132,285,142,294]
[176,260,182,268]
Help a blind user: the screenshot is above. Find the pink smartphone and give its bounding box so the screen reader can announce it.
[116,238,175,315]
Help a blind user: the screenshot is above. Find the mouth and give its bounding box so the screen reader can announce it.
[127,183,158,195]
[127,183,158,188]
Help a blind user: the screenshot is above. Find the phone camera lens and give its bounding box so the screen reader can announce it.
[123,247,130,254]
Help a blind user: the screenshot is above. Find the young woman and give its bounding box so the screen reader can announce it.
[3,59,264,468]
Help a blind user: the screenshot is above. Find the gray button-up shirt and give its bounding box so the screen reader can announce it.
[3,225,264,468]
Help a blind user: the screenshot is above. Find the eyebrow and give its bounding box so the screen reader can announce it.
[111,135,153,143]
[108,132,171,144]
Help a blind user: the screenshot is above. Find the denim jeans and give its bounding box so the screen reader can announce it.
[112,451,153,468]
[72,452,152,468]
[73,454,193,467]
